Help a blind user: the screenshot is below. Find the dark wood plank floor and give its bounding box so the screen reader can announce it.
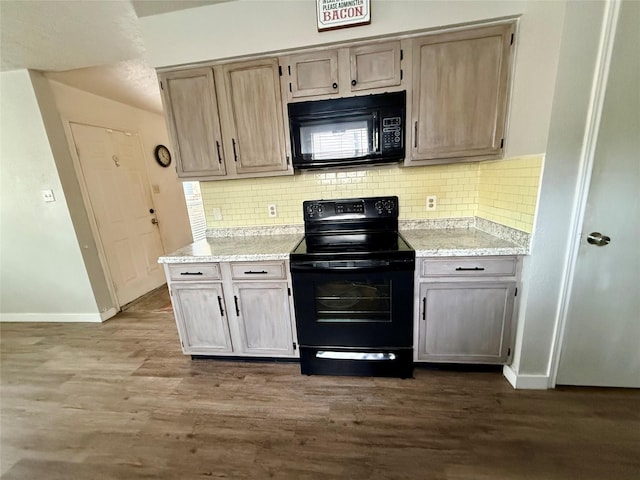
[1,300,639,479]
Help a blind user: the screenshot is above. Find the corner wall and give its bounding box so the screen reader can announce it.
[0,70,100,321]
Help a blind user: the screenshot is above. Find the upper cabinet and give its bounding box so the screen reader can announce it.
[285,40,403,100]
[219,59,289,175]
[158,21,517,178]
[407,23,515,165]
[159,58,291,181]
[159,68,226,178]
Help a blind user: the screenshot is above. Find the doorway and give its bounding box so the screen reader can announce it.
[70,122,166,308]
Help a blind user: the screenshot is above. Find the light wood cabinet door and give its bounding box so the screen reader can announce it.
[287,50,339,98]
[232,282,295,356]
[221,59,289,174]
[171,283,233,355]
[158,68,226,177]
[349,41,402,92]
[417,281,516,363]
[409,23,514,163]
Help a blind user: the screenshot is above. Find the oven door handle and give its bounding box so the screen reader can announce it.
[290,259,412,272]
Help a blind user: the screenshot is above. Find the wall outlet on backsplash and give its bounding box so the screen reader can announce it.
[212,207,223,221]
[426,195,437,211]
[268,204,278,218]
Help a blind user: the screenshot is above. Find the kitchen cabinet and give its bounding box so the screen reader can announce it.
[158,58,291,180]
[406,23,515,165]
[166,263,233,355]
[165,261,297,358]
[232,282,295,356]
[158,68,226,178]
[284,40,403,100]
[415,256,520,364]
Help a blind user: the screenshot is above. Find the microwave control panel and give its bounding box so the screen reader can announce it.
[381,117,403,151]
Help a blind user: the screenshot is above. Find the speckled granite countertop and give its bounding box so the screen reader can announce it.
[159,219,529,263]
[158,234,302,263]
[401,228,527,257]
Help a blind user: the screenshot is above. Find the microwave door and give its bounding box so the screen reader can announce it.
[296,112,377,163]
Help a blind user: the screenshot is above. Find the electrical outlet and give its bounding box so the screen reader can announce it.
[426,195,437,211]
[268,204,278,217]
[212,207,223,221]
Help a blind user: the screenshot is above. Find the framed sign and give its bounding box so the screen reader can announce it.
[317,0,371,32]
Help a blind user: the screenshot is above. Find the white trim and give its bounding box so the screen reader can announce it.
[100,307,118,322]
[503,365,549,390]
[0,313,103,323]
[547,0,621,388]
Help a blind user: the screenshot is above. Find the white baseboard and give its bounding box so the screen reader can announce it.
[0,312,104,323]
[503,365,550,389]
[99,308,118,322]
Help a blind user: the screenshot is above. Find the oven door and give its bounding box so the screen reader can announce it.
[290,260,414,348]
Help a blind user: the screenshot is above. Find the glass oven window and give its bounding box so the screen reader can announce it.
[314,280,391,323]
[299,115,374,160]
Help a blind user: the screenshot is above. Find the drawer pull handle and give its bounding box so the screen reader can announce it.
[217,296,225,316]
[234,295,240,316]
[422,297,426,320]
[455,267,485,271]
[180,272,203,275]
[244,270,268,274]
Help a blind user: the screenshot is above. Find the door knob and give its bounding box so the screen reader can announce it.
[151,218,159,225]
[587,232,610,246]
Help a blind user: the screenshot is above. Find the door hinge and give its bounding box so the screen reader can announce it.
[500,138,504,149]
[287,287,291,296]
[293,342,297,351]
[278,65,282,76]
[289,82,292,93]
[288,65,291,76]
[510,33,514,45]
[160,81,164,90]
[286,156,290,166]
[515,287,518,297]
[400,49,403,61]
[400,69,403,81]
[507,347,511,356]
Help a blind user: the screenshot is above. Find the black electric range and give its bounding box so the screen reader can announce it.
[289,196,415,378]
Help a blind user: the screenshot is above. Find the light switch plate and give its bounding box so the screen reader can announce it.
[42,189,56,202]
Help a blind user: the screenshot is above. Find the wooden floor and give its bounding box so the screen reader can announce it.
[1,291,639,479]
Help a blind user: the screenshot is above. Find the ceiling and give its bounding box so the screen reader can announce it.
[0,0,226,114]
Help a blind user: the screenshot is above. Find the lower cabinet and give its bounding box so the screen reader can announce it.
[165,261,297,358]
[415,256,520,364]
[232,282,295,356]
[172,282,233,355]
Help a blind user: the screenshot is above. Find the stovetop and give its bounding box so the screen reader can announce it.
[291,231,414,258]
[291,196,414,262]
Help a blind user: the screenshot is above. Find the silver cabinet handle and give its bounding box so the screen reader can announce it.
[587,232,611,246]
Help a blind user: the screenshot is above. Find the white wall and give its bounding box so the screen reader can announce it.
[506,0,610,387]
[140,0,566,158]
[46,80,193,254]
[0,70,100,321]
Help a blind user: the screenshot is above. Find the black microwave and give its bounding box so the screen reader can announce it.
[288,91,406,170]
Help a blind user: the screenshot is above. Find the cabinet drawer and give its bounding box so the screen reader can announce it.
[230,261,286,280]
[420,257,517,277]
[168,263,221,281]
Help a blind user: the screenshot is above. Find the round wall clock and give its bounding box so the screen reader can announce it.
[154,144,172,167]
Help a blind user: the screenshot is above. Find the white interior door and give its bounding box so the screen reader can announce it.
[70,122,166,307]
[556,2,639,387]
